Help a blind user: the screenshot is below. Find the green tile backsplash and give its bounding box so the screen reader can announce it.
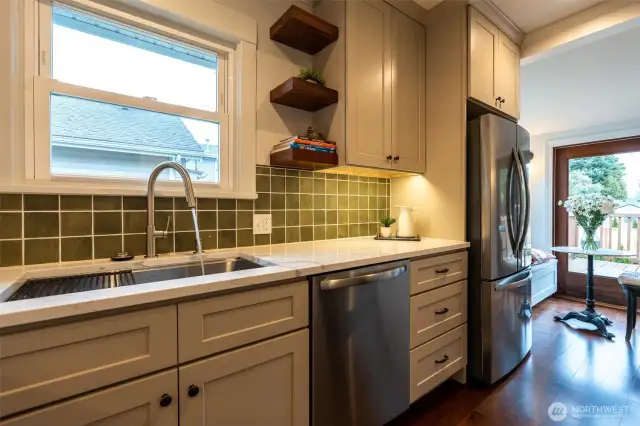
[0,166,390,267]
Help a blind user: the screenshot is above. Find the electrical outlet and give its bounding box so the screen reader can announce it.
[253,214,272,235]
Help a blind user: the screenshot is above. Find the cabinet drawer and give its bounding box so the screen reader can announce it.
[0,370,178,426]
[410,280,467,348]
[0,306,177,417]
[178,281,308,362]
[410,252,467,295]
[410,324,467,403]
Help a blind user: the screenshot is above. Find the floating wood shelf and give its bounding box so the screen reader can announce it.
[270,148,338,170]
[270,6,339,55]
[270,77,338,112]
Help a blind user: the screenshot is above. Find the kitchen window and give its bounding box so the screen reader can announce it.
[15,0,258,197]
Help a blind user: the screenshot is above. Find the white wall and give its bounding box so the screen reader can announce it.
[212,0,314,166]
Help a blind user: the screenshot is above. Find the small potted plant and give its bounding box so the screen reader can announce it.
[298,68,326,87]
[380,216,396,238]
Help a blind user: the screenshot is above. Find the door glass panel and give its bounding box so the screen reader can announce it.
[567,152,640,277]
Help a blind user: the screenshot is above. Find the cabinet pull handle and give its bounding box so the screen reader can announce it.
[188,385,200,398]
[435,355,449,365]
[435,308,449,315]
[159,394,173,407]
[386,155,393,160]
[393,156,400,161]
[435,268,449,274]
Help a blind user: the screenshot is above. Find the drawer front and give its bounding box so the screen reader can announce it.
[410,324,467,403]
[178,281,308,362]
[0,370,178,426]
[0,306,177,417]
[410,280,467,348]
[411,252,467,295]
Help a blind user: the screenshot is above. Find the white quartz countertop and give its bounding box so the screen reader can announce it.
[0,236,468,329]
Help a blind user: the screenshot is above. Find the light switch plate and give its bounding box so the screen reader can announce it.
[253,214,272,234]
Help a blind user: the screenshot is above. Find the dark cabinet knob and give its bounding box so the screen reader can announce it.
[500,98,506,104]
[393,156,400,161]
[159,394,173,407]
[188,385,200,398]
[386,155,393,160]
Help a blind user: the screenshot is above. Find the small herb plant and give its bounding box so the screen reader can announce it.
[380,216,396,227]
[298,68,326,87]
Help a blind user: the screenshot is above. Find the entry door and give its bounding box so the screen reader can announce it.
[554,139,640,306]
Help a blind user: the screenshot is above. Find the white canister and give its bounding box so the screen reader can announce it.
[396,206,416,237]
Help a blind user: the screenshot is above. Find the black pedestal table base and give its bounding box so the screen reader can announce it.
[553,254,615,339]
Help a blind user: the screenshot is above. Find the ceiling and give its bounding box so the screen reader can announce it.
[415,0,604,33]
[520,20,640,135]
[413,0,446,12]
[490,0,603,32]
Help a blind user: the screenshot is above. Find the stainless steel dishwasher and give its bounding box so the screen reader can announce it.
[311,260,410,426]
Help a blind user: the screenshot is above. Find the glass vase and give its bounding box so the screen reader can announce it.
[580,227,600,251]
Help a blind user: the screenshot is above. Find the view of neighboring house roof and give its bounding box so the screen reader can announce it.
[51,95,205,157]
[615,204,640,215]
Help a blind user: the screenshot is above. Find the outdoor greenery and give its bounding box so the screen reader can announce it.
[634,218,638,229]
[569,155,627,200]
[612,217,618,228]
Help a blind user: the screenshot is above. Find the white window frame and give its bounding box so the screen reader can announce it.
[10,0,257,198]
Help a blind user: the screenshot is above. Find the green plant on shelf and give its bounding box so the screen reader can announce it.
[298,68,326,87]
[380,216,396,227]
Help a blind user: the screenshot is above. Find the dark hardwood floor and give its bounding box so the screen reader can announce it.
[392,297,640,426]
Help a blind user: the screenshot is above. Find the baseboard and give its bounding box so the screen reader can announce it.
[553,294,629,311]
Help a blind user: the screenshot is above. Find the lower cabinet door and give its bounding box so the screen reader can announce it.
[0,370,178,426]
[179,329,309,426]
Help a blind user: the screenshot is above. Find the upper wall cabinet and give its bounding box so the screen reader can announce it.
[468,7,520,120]
[314,0,426,174]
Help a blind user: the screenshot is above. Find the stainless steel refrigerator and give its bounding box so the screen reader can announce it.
[467,113,533,385]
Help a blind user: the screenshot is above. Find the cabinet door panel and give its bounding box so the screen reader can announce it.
[468,8,499,107]
[346,0,393,169]
[0,370,178,426]
[391,10,426,173]
[179,330,309,426]
[496,33,520,119]
[0,306,177,417]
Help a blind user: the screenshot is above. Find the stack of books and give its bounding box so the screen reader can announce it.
[271,136,337,154]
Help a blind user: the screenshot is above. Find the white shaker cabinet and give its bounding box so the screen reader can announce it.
[179,330,309,426]
[315,0,426,174]
[345,0,393,170]
[468,7,520,120]
[390,7,426,173]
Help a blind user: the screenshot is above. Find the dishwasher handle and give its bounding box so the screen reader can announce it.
[320,265,408,291]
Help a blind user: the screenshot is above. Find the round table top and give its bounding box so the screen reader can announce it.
[551,246,637,257]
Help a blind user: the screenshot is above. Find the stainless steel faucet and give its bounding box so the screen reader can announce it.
[146,161,199,257]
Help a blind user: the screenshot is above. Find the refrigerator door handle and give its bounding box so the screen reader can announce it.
[513,148,527,255]
[494,271,532,291]
[517,149,531,255]
[506,149,518,255]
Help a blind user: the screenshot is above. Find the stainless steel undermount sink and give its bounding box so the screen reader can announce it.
[6,257,266,302]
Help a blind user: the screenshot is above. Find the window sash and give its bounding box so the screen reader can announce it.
[30,0,231,190]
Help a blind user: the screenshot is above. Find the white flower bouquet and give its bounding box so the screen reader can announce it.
[558,194,618,251]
